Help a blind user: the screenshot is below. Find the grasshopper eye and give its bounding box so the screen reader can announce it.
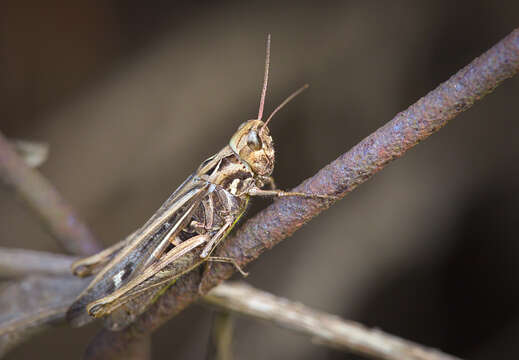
[247,130,262,151]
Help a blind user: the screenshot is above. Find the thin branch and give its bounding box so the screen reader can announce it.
[0,251,459,360]
[0,247,77,278]
[206,310,234,360]
[0,275,90,357]
[84,28,519,359]
[205,282,459,360]
[0,130,101,256]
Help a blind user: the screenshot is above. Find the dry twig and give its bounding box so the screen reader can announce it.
[0,131,101,256]
[206,310,234,360]
[0,250,459,360]
[0,247,77,278]
[0,275,90,357]
[83,28,519,359]
[205,282,459,360]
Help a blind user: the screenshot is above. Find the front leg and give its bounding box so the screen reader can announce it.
[247,186,337,200]
[207,256,248,277]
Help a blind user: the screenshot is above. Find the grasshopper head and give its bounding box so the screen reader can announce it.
[229,119,275,176]
[228,35,307,177]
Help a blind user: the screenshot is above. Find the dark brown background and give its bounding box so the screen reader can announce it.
[1,1,519,359]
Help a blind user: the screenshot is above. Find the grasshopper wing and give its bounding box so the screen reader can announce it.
[67,174,211,327]
[99,237,207,330]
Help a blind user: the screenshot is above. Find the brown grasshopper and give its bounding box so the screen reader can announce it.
[67,35,332,330]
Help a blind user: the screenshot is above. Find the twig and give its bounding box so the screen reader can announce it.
[0,275,90,357]
[83,28,519,359]
[0,250,459,360]
[0,130,101,256]
[206,310,234,360]
[205,282,459,360]
[0,247,77,278]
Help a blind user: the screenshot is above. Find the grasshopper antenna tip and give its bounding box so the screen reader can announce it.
[262,84,310,131]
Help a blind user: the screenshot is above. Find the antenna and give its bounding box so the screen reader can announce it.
[257,34,271,120]
[261,84,309,131]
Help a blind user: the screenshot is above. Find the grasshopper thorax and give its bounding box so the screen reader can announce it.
[229,119,274,177]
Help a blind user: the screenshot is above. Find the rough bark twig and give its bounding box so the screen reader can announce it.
[0,247,77,278]
[205,282,460,360]
[83,28,519,359]
[0,130,101,256]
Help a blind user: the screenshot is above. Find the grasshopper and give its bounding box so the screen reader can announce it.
[67,35,332,330]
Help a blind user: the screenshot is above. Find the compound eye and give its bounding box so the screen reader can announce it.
[246,130,262,151]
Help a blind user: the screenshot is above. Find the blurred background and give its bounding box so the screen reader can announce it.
[1,1,519,359]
